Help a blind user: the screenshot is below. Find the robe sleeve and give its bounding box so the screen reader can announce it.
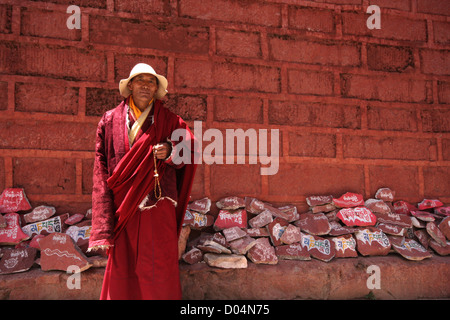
[88,114,116,252]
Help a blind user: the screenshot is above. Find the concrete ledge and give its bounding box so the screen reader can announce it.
[0,255,449,300]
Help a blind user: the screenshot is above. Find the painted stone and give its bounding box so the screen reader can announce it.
[411,210,435,222]
[266,217,289,246]
[306,195,333,207]
[332,192,364,208]
[247,237,278,265]
[29,234,45,250]
[411,216,426,228]
[22,213,69,238]
[197,240,231,254]
[301,233,335,262]
[414,229,430,249]
[64,213,85,226]
[275,243,310,261]
[264,204,292,221]
[331,234,358,258]
[245,228,269,237]
[295,212,331,235]
[0,247,37,274]
[0,214,6,228]
[377,223,407,236]
[222,226,247,242]
[374,187,395,202]
[355,227,391,256]
[65,223,92,253]
[229,236,257,255]
[337,207,376,227]
[429,240,450,256]
[248,209,273,228]
[393,201,417,215]
[244,197,265,214]
[203,253,247,269]
[23,206,56,224]
[277,205,300,222]
[39,232,92,272]
[183,209,194,226]
[311,203,336,214]
[417,199,443,210]
[187,197,211,214]
[328,221,355,236]
[439,216,450,240]
[182,247,203,265]
[0,213,30,245]
[374,212,412,228]
[390,237,431,261]
[190,211,214,230]
[435,206,450,217]
[216,196,245,210]
[0,188,32,213]
[364,199,391,214]
[280,224,302,245]
[213,209,247,231]
[426,222,447,246]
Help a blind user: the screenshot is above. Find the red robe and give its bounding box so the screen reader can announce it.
[89,98,196,300]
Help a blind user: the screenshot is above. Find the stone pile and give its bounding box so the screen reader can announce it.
[181,189,450,268]
[0,188,105,275]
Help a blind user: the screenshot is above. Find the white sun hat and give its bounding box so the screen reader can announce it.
[119,63,168,99]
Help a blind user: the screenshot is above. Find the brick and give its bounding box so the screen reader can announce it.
[368,0,410,11]
[210,164,261,197]
[13,158,76,194]
[438,82,450,104]
[367,44,414,73]
[216,29,261,59]
[420,50,450,76]
[114,54,167,83]
[433,21,450,45]
[82,158,93,195]
[0,81,7,111]
[269,35,360,67]
[0,4,11,34]
[443,139,450,161]
[0,42,106,81]
[175,59,280,93]
[343,135,436,161]
[288,69,334,96]
[314,0,361,4]
[165,94,207,121]
[190,165,204,200]
[214,96,263,124]
[114,0,171,15]
[288,6,335,33]
[422,109,450,133]
[20,8,81,41]
[289,132,336,158]
[417,0,450,16]
[31,0,106,9]
[367,106,417,132]
[269,101,360,129]
[15,83,79,115]
[342,12,427,42]
[0,120,96,151]
[340,74,429,103]
[90,15,209,55]
[369,165,419,201]
[179,0,281,27]
[85,87,122,117]
[268,163,364,197]
[423,167,450,198]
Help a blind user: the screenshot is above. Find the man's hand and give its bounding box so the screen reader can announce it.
[153,142,172,160]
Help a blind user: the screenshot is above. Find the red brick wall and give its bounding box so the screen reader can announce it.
[0,0,449,214]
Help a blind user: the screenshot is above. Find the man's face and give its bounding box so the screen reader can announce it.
[128,74,158,102]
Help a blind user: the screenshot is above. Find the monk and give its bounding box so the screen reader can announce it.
[88,63,197,300]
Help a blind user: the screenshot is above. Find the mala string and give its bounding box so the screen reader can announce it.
[153,146,162,199]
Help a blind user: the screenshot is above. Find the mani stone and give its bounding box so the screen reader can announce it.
[203,253,248,269]
[439,216,450,240]
[229,236,257,255]
[275,243,310,261]
[374,212,412,228]
[197,240,231,254]
[393,201,418,215]
[65,224,92,254]
[64,213,85,226]
[364,199,391,214]
[411,210,435,222]
[0,214,6,228]
[0,188,32,213]
[377,223,407,236]
[331,234,358,258]
[248,209,273,229]
[426,222,447,246]
[267,217,289,246]
[417,199,443,210]
[22,213,69,238]
[222,226,247,242]
[306,195,333,207]
[295,212,331,236]
[414,229,430,249]
[328,221,355,236]
[0,213,30,245]
[214,209,247,231]
[435,207,450,217]
[0,247,37,274]
[355,227,391,256]
[183,210,194,226]
[375,187,395,202]
[332,192,364,208]
[247,238,278,265]
[337,207,376,227]
[429,239,450,256]
[280,224,302,245]
[182,247,203,265]
[23,206,56,224]
[301,233,335,262]
[278,205,300,222]
[216,196,245,210]
[311,203,336,214]
[245,197,265,214]
[39,232,92,272]
[246,227,269,237]
[187,197,211,214]
[190,211,214,230]
[390,237,431,261]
